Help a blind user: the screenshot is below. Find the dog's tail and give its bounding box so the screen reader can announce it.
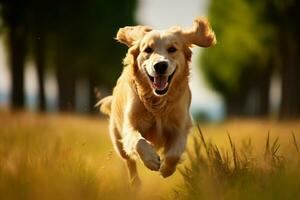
[95,96,112,116]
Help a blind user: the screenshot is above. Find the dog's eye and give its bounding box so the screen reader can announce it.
[144,47,153,54]
[167,46,177,53]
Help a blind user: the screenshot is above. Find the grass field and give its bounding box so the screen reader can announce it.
[0,111,300,200]
[176,124,300,200]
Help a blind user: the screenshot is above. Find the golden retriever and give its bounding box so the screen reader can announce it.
[98,17,216,185]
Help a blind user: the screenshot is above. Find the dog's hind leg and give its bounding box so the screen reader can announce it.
[160,132,188,178]
[109,122,141,186]
[126,159,141,186]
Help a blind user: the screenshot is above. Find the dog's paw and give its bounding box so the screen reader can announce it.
[159,163,176,178]
[136,139,160,171]
[159,156,180,178]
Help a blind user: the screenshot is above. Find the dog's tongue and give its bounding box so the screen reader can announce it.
[153,76,168,90]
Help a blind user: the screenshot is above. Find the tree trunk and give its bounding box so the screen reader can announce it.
[35,31,46,112]
[278,2,300,119]
[279,32,300,119]
[225,93,247,117]
[56,68,76,112]
[9,23,26,110]
[297,41,300,115]
[257,64,272,116]
[88,79,97,114]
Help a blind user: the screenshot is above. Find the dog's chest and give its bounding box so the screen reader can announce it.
[141,116,175,149]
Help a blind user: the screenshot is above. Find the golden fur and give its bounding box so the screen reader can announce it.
[99,17,216,185]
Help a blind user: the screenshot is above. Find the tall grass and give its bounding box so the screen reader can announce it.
[1,112,300,200]
[0,112,175,200]
[0,112,162,200]
[0,113,134,200]
[173,125,300,200]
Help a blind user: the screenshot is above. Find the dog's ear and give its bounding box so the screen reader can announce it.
[116,26,152,47]
[181,17,216,48]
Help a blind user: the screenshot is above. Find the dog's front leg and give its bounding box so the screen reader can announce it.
[122,128,160,171]
[160,132,188,178]
[136,138,161,171]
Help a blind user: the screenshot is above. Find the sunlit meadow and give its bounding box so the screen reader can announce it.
[0,111,299,200]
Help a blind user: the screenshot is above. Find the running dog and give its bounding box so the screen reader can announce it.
[99,17,216,185]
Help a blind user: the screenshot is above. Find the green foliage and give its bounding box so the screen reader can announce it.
[0,0,137,87]
[0,0,138,110]
[201,0,300,118]
[201,0,274,96]
[50,0,137,86]
[192,111,211,123]
[173,125,300,200]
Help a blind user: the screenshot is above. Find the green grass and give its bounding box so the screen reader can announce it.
[0,111,300,200]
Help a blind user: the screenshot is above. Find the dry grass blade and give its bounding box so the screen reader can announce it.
[227,132,238,170]
[213,145,222,161]
[292,132,300,155]
[271,137,280,156]
[192,136,202,161]
[264,134,283,167]
[197,124,210,157]
[227,131,234,148]
[265,131,270,157]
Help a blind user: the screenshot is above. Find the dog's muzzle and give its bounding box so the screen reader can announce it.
[146,68,176,96]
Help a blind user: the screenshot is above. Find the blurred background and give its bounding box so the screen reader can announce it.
[0,1,300,200]
[0,0,299,122]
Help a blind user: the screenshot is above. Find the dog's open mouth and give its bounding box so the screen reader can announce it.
[146,70,176,96]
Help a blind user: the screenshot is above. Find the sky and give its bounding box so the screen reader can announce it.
[0,0,224,119]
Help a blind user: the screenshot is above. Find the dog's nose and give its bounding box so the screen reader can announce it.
[153,61,168,74]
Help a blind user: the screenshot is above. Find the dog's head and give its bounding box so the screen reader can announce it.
[117,17,216,96]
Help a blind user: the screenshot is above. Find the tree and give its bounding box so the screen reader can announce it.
[0,0,137,113]
[201,0,275,116]
[27,0,50,112]
[51,0,137,112]
[0,0,28,109]
[271,1,300,119]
